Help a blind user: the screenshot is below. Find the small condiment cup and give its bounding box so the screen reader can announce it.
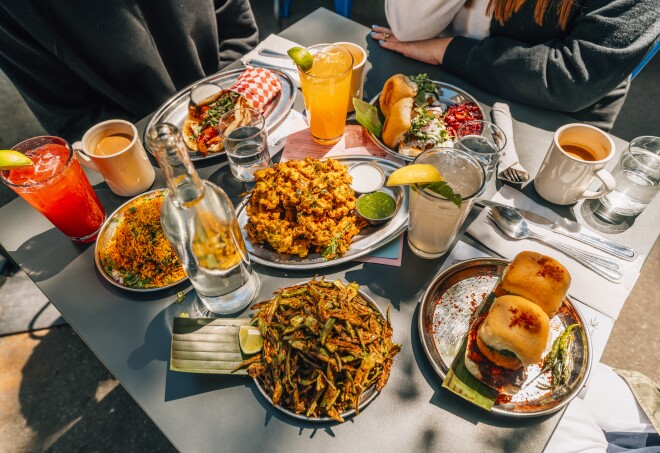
[348,162,385,194]
[355,191,399,225]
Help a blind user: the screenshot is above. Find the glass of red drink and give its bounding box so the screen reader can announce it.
[1,136,106,243]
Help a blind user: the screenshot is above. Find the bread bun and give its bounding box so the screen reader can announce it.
[182,119,199,151]
[380,74,417,117]
[382,97,413,148]
[500,251,571,317]
[478,295,550,367]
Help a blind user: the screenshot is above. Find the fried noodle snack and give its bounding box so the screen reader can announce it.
[236,279,401,422]
[245,158,367,259]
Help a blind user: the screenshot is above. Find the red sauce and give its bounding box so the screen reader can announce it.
[466,316,526,391]
[445,102,483,137]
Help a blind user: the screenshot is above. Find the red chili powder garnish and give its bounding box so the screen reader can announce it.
[536,257,564,282]
[508,307,541,332]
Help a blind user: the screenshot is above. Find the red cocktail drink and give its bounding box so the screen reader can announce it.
[1,136,106,243]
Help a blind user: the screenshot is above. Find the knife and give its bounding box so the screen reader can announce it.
[476,199,638,261]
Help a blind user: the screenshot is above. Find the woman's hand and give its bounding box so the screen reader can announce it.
[370,25,452,66]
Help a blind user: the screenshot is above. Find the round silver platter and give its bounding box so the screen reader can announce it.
[144,68,296,162]
[94,188,188,292]
[367,80,486,162]
[418,258,592,417]
[253,284,385,422]
[236,155,408,270]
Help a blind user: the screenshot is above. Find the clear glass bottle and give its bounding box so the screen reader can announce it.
[146,123,259,314]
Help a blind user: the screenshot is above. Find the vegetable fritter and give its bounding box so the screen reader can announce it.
[245,158,366,259]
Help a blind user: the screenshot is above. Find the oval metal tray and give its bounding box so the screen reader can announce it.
[144,68,296,162]
[94,188,187,292]
[236,155,408,270]
[253,284,384,422]
[418,258,592,417]
[367,81,485,162]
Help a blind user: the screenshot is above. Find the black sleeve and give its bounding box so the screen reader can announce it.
[443,0,660,112]
[215,0,259,68]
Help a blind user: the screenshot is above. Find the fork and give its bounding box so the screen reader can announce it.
[499,167,528,184]
[487,208,623,283]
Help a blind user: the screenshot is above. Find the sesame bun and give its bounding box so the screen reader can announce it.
[500,251,571,317]
[382,97,413,149]
[379,74,417,117]
[478,295,550,368]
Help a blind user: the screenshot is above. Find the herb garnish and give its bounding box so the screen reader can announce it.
[409,73,439,105]
[421,181,462,208]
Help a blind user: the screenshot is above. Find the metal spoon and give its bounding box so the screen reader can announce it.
[488,205,623,283]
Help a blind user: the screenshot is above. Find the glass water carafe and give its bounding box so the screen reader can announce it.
[146,123,259,314]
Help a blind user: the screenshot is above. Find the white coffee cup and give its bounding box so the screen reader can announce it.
[334,42,367,113]
[534,123,616,205]
[73,120,156,197]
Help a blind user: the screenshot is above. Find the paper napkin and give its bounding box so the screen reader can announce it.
[467,186,644,319]
[230,67,282,111]
[241,34,300,84]
[491,103,529,183]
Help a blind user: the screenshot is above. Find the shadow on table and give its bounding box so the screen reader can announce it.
[17,325,175,452]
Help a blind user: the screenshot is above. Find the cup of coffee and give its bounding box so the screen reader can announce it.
[534,123,616,205]
[73,119,156,197]
[334,42,367,113]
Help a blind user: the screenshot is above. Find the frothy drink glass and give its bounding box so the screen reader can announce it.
[1,136,106,243]
[408,148,485,259]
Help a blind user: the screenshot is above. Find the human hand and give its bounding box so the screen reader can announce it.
[370,25,452,66]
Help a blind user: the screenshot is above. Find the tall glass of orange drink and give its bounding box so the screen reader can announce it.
[298,44,353,145]
[1,136,106,243]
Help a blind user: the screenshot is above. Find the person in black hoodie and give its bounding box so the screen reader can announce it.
[0,0,258,142]
[372,0,660,131]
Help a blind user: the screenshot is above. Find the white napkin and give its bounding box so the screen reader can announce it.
[467,186,644,319]
[267,110,307,157]
[241,34,300,84]
[491,103,529,183]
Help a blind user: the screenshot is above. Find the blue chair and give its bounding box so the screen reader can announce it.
[275,0,353,20]
[631,39,660,80]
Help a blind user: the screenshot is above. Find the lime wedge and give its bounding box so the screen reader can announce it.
[386,164,443,186]
[239,325,263,355]
[287,46,313,72]
[0,150,33,170]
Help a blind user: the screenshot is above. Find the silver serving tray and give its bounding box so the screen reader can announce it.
[236,155,408,270]
[367,81,485,162]
[418,258,592,417]
[144,68,296,162]
[94,188,188,292]
[253,283,385,422]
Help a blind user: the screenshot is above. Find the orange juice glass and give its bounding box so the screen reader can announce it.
[298,44,353,145]
[1,136,106,243]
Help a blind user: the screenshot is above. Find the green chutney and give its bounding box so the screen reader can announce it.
[357,191,396,219]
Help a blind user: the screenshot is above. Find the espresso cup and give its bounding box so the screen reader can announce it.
[73,120,156,197]
[334,42,367,113]
[534,123,616,205]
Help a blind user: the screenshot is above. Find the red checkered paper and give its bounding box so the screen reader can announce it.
[230,66,282,112]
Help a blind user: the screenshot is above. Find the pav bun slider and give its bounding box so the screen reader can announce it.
[382,97,413,149]
[379,74,417,117]
[496,251,571,318]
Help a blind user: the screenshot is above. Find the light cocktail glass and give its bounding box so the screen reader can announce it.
[1,136,106,243]
[408,148,485,258]
[297,44,353,145]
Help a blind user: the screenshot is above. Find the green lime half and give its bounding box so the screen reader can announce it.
[287,46,313,71]
[0,150,33,170]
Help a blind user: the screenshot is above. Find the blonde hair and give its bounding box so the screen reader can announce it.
[464,0,574,31]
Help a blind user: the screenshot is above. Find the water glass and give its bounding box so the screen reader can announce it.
[408,147,485,259]
[1,136,106,243]
[594,136,660,223]
[218,107,272,182]
[455,120,507,182]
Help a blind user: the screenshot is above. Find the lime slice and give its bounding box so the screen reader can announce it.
[0,150,33,170]
[287,46,313,72]
[386,164,443,186]
[239,325,263,355]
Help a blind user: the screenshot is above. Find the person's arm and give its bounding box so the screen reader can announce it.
[385,0,467,41]
[443,0,660,112]
[215,0,258,69]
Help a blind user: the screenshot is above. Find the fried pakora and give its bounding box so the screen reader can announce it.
[245,158,366,259]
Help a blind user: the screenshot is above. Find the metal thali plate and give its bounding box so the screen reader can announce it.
[253,285,384,422]
[144,68,296,162]
[94,189,188,292]
[418,258,592,417]
[367,80,485,162]
[236,155,408,270]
